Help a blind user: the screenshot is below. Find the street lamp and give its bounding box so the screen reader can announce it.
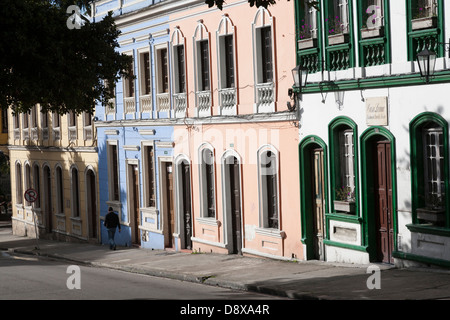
[288,65,309,111]
[291,65,309,90]
[416,48,437,83]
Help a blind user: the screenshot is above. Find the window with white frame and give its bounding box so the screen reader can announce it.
[71,166,80,217]
[123,55,136,115]
[15,162,23,205]
[217,15,237,115]
[171,28,187,118]
[252,8,275,113]
[55,165,64,214]
[143,143,156,208]
[33,163,40,209]
[199,146,216,218]
[138,49,152,114]
[339,129,355,198]
[41,107,49,140]
[193,22,212,116]
[68,111,77,141]
[107,141,120,202]
[22,112,29,140]
[415,0,437,18]
[53,112,61,140]
[155,45,170,112]
[83,111,93,140]
[423,126,445,207]
[329,0,350,34]
[258,147,279,229]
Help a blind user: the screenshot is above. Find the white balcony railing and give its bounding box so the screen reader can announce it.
[84,126,92,141]
[53,128,60,140]
[139,94,152,113]
[219,87,236,114]
[256,82,274,113]
[173,93,186,118]
[106,98,116,115]
[42,128,49,140]
[68,126,77,141]
[124,97,136,114]
[31,127,38,140]
[14,128,20,140]
[196,90,211,116]
[156,93,170,112]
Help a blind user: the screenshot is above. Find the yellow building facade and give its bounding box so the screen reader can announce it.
[8,106,99,242]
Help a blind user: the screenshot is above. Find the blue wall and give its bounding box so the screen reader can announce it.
[95,1,174,249]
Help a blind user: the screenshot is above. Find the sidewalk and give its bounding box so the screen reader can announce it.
[1,226,449,300]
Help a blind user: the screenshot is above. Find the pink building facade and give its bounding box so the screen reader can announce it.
[170,1,302,260]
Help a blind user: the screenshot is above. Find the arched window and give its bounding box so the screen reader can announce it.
[410,112,449,228]
[257,145,279,229]
[199,144,216,218]
[33,163,41,209]
[71,166,80,218]
[15,162,23,205]
[55,165,64,215]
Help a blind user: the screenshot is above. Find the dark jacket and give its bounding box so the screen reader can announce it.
[104,211,121,230]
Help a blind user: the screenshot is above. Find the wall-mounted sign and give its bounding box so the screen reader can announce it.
[366,97,388,126]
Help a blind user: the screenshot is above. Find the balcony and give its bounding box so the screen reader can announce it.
[197,90,211,116]
[68,126,77,141]
[139,94,152,114]
[173,92,187,118]
[219,87,236,115]
[255,83,274,113]
[124,97,136,115]
[156,93,170,112]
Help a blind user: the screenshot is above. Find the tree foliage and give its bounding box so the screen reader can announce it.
[0,0,132,115]
[205,0,319,10]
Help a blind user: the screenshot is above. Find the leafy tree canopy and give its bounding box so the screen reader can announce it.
[0,0,132,115]
[205,0,319,11]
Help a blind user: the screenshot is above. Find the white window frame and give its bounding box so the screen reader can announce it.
[137,47,153,117]
[106,140,120,204]
[141,140,157,208]
[423,126,445,205]
[68,111,77,141]
[122,50,136,118]
[193,21,212,117]
[257,145,280,230]
[171,27,188,118]
[339,129,355,195]
[154,42,170,114]
[252,7,276,113]
[217,15,237,116]
[198,143,216,219]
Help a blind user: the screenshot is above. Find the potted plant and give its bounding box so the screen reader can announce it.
[327,16,349,45]
[334,186,355,213]
[297,22,317,50]
[411,7,437,30]
[416,194,445,226]
[361,24,384,39]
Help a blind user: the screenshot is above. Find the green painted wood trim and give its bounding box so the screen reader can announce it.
[393,250,450,268]
[406,0,444,61]
[409,112,450,229]
[328,116,360,217]
[323,239,368,252]
[323,0,355,70]
[356,0,391,66]
[299,70,450,94]
[295,0,323,72]
[406,223,450,237]
[326,212,362,224]
[359,126,398,262]
[298,135,329,260]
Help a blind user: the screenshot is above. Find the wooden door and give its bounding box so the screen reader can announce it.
[228,157,242,254]
[131,165,140,245]
[375,141,394,264]
[312,148,325,261]
[165,163,175,248]
[181,162,192,250]
[87,170,97,239]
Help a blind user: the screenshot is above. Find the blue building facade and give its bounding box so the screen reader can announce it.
[94,0,175,249]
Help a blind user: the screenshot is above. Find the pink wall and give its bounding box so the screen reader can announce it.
[171,0,302,259]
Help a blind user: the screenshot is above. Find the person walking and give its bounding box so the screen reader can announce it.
[104,207,121,250]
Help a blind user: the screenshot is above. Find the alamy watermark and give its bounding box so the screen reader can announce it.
[66,265,81,290]
[366,265,381,290]
[66,5,87,30]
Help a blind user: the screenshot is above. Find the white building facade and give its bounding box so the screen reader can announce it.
[295,0,450,267]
